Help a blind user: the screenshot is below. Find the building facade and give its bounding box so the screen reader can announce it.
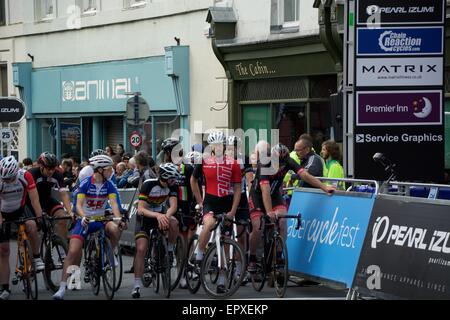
[0,0,228,161]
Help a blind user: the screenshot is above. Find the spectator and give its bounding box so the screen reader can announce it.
[117,158,135,188]
[112,154,122,171]
[122,153,132,164]
[22,157,33,170]
[294,136,324,188]
[321,139,344,189]
[116,144,125,157]
[105,145,115,157]
[127,151,156,188]
[61,158,76,191]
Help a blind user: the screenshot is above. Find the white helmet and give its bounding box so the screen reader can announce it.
[185,151,203,164]
[89,155,113,170]
[159,163,181,180]
[0,156,19,179]
[207,131,225,144]
[226,135,241,146]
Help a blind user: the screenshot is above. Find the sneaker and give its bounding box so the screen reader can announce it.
[0,289,11,300]
[131,287,141,299]
[52,290,65,300]
[216,284,226,294]
[33,258,45,272]
[178,277,188,289]
[247,261,257,273]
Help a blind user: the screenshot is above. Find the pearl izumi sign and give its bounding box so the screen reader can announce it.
[353,0,445,182]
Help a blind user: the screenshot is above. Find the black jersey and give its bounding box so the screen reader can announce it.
[138,178,177,213]
[27,167,67,203]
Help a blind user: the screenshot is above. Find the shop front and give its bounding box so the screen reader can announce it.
[13,50,189,161]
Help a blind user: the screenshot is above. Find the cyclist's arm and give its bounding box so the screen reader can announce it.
[108,193,121,218]
[229,183,241,217]
[190,175,203,206]
[28,188,43,218]
[166,196,177,218]
[76,194,87,218]
[245,171,254,196]
[299,169,335,194]
[137,200,164,219]
[60,190,73,216]
[260,182,273,214]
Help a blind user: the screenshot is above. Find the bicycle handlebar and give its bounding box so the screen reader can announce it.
[259,213,302,231]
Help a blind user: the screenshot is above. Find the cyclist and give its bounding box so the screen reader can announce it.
[247,142,335,272]
[190,131,242,294]
[52,155,126,300]
[132,163,181,299]
[225,135,254,281]
[0,156,45,300]
[77,149,116,184]
[161,138,197,289]
[27,152,73,239]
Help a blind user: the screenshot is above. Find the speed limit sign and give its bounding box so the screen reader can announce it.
[129,131,143,148]
[0,128,14,143]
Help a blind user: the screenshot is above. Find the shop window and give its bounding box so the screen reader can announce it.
[0,64,7,96]
[123,0,146,9]
[81,0,98,14]
[140,116,180,159]
[274,104,306,150]
[35,0,56,21]
[0,0,5,26]
[271,0,300,31]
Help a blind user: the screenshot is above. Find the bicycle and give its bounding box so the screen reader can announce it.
[3,216,40,300]
[199,213,247,299]
[142,226,171,298]
[82,215,122,300]
[249,213,301,298]
[184,207,204,294]
[40,212,72,293]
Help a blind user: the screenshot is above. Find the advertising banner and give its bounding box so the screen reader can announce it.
[357,90,442,126]
[286,190,375,288]
[357,27,443,56]
[357,0,444,25]
[356,57,443,87]
[353,196,450,299]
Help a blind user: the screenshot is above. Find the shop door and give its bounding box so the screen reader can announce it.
[242,104,272,156]
[104,116,124,152]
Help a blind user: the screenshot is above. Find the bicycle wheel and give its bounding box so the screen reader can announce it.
[157,235,171,298]
[43,235,68,293]
[113,245,123,292]
[272,235,288,298]
[250,257,267,292]
[142,248,154,288]
[200,238,245,299]
[169,235,185,291]
[85,238,100,296]
[185,234,201,294]
[23,240,38,300]
[102,237,116,300]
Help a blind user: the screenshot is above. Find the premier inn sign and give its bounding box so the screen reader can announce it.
[0,97,26,123]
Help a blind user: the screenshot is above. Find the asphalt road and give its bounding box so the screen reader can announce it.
[5,240,348,300]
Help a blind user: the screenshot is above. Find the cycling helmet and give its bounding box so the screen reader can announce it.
[185,151,203,164]
[226,135,241,146]
[89,155,113,170]
[0,156,19,179]
[161,138,180,152]
[90,149,107,158]
[271,143,290,161]
[158,163,181,180]
[207,131,225,145]
[38,152,59,168]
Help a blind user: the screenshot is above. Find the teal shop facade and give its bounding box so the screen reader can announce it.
[13,46,189,161]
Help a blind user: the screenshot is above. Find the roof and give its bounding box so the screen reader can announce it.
[206,6,237,24]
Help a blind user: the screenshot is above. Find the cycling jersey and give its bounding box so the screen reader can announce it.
[192,156,241,197]
[0,170,36,213]
[76,176,118,217]
[252,158,304,195]
[138,179,177,213]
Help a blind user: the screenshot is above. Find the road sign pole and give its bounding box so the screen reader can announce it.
[134,93,139,126]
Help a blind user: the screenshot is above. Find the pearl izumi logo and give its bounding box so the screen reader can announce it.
[62,78,137,102]
[378,31,422,53]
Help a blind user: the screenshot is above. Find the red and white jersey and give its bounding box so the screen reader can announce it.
[0,170,36,213]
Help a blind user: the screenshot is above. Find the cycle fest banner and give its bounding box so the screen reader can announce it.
[286,190,375,288]
[353,0,445,182]
[353,196,450,299]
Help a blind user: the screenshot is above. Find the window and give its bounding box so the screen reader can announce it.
[35,0,56,21]
[124,0,146,9]
[0,64,8,96]
[271,0,300,31]
[0,0,5,26]
[82,0,98,14]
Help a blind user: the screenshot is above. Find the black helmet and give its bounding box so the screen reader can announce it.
[90,149,107,158]
[38,152,59,168]
[161,138,180,152]
[271,143,289,161]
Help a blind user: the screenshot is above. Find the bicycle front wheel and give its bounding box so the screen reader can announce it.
[43,235,68,293]
[157,235,171,298]
[169,235,186,291]
[185,234,201,294]
[113,244,123,292]
[102,238,116,300]
[272,235,288,298]
[23,240,38,300]
[200,238,245,299]
[85,238,100,296]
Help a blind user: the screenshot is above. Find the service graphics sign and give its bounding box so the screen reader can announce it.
[357,90,442,126]
[357,0,444,25]
[356,57,443,87]
[353,196,450,299]
[287,190,375,288]
[357,27,443,56]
